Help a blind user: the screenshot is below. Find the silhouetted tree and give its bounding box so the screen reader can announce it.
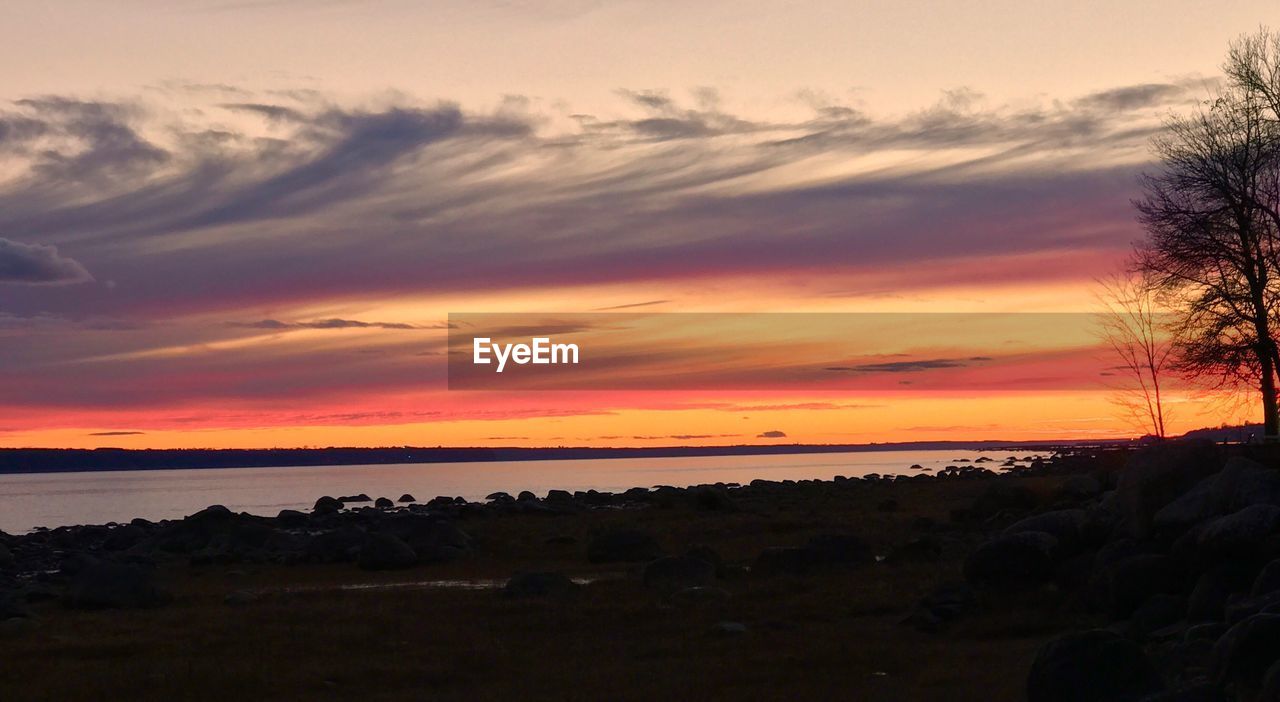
[1096,270,1173,438]
[1134,30,1280,440]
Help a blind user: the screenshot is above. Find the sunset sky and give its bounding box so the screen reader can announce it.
[2,1,1276,449]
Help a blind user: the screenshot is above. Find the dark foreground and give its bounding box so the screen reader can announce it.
[1,445,1278,701]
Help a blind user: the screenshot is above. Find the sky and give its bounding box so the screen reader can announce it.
[0,1,1277,449]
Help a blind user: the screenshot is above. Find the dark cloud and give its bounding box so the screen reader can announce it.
[232,318,432,330]
[826,358,968,373]
[88,431,145,436]
[757,430,787,438]
[0,238,92,285]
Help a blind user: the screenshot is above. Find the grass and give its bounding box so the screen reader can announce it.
[0,474,1092,701]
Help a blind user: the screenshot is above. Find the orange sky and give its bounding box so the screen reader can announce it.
[0,3,1272,449]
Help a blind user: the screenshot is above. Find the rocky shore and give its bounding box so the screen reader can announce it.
[2,445,1277,700]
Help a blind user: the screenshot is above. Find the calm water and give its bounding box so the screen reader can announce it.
[0,449,1048,532]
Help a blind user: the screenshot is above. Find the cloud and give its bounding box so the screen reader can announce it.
[0,238,92,285]
[757,430,787,438]
[233,318,431,330]
[826,358,968,373]
[88,431,145,436]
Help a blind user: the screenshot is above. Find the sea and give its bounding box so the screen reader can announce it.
[0,448,1049,532]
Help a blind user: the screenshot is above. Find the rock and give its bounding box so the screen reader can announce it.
[1005,509,1089,553]
[1209,457,1280,513]
[313,496,343,515]
[304,527,365,563]
[963,531,1058,589]
[1115,442,1221,539]
[0,542,13,569]
[224,590,259,606]
[1253,559,1280,597]
[1189,564,1257,623]
[393,518,471,563]
[1109,555,1185,619]
[691,486,736,511]
[643,556,716,593]
[1152,478,1217,535]
[1212,613,1280,697]
[1196,505,1280,565]
[338,494,372,503]
[1027,629,1163,702]
[275,509,309,528]
[587,529,662,564]
[516,490,538,502]
[968,481,1037,520]
[357,532,418,571]
[66,562,169,609]
[1059,475,1103,501]
[1130,594,1188,639]
[374,497,394,509]
[397,494,416,503]
[1224,590,1280,625]
[486,492,512,502]
[503,572,579,598]
[545,489,573,503]
[711,621,747,636]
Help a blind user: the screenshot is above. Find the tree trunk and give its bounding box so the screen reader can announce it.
[1263,349,1280,441]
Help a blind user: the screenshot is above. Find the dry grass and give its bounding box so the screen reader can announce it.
[0,475,1090,701]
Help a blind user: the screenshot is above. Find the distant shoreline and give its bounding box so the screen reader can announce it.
[0,439,1128,475]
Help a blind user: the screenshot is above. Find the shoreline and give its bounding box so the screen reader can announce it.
[0,439,1124,475]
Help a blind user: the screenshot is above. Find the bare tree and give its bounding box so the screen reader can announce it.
[1133,68,1280,439]
[1096,270,1174,438]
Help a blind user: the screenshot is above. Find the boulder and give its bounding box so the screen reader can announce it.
[392,517,471,563]
[1027,629,1163,702]
[1115,442,1221,539]
[963,531,1058,589]
[1152,478,1217,536]
[374,497,394,509]
[1252,559,1280,597]
[1212,614,1280,697]
[1209,457,1280,513]
[587,529,662,564]
[397,494,416,503]
[1005,509,1089,553]
[357,532,418,571]
[313,496,343,515]
[65,562,169,609]
[1189,564,1257,623]
[1108,555,1186,619]
[1058,475,1103,501]
[1196,505,1280,565]
[275,509,309,528]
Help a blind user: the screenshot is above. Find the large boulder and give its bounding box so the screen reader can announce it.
[1005,509,1090,554]
[1195,505,1280,565]
[357,532,418,571]
[1115,442,1221,539]
[1212,614,1280,698]
[65,562,170,609]
[1209,457,1280,514]
[1152,477,1217,536]
[1107,554,1186,619]
[389,517,471,563]
[587,529,662,564]
[1027,629,1163,702]
[964,531,1058,589]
